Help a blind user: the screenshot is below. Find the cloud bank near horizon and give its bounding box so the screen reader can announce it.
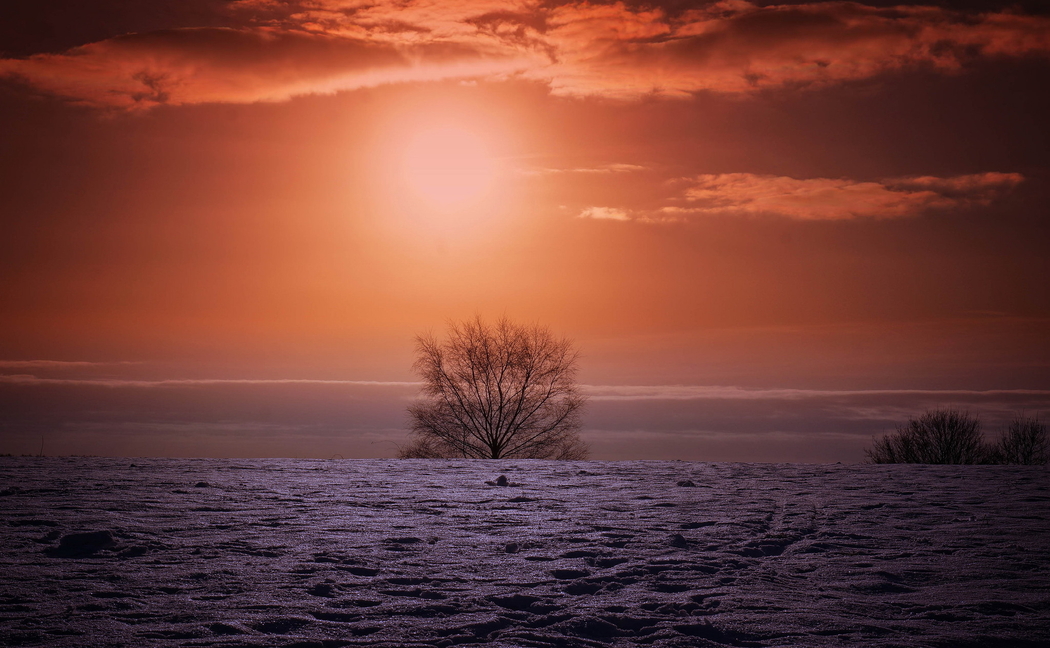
[2,364,1047,461]
[2,1,1049,108]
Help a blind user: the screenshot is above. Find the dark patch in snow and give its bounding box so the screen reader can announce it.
[673,620,763,645]
[489,593,541,611]
[306,582,336,597]
[551,568,590,579]
[590,557,628,568]
[8,519,58,527]
[252,616,312,634]
[208,621,247,635]
[564,581,603,595]
[559,615,620,638]
[46,530,117,557]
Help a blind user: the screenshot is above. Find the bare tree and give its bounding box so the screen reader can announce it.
[993,416,1049,465]
[866,409,987,464]
[400,317,588,459]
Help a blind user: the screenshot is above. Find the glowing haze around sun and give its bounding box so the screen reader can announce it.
[400,126,496,209]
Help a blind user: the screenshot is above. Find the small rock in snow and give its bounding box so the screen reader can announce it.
[677,479,697,487]
[485,475,519,486]
[194,481,210,488]
[670,533,690,548]
[504,542,519,554]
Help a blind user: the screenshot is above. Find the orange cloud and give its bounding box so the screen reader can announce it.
[668,172,1024,220]
[0,26,531,108]
[578,206,631,220]
[2,2,1049,107]
[523,163,647,176]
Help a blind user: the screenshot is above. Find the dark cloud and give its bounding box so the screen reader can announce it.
[578,172,1023,221]
[0,0,239,56]
[583,384,1050,461]
[674,171,1023,220]
[0,374,417,458]
[529,1,1050,97]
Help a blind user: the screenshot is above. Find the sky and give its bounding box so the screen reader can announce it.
[1,0,1049,461]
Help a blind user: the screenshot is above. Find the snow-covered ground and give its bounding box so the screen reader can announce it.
[1,458,1047,647]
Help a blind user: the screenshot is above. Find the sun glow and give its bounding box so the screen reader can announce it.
[400,126,496,208]
[369,108,518,243]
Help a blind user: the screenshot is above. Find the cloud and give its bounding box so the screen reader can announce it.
[667,171,1023,220]
[523,163,647,176]
[0,374,419,388]
[578,206,631,221]
[579,384,1050,424]
[0,373,417,458]
[0,25,535,108]
[582,384,1050,433]
[2,1,1049,106]
[883,173,1028,199]
[539,1,1050,98]
[582,383,1050,403]
[0,360,141,369]
[582,383,1050,460]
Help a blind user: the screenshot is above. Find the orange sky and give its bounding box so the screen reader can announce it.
[1,0,1049,460]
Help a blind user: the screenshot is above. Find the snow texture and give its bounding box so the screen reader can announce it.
[1,458,1048,647]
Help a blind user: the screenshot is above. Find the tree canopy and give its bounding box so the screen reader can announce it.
[400,317,587,459]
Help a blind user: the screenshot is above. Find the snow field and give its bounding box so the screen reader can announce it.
[1,458,1048,647]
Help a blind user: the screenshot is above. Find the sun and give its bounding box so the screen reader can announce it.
[400,126,496,208]
[369,109,516,241]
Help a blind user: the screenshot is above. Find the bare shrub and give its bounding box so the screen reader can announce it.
[994,416,1049,465]
[400,317,588,460]
[866,409,987,464]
